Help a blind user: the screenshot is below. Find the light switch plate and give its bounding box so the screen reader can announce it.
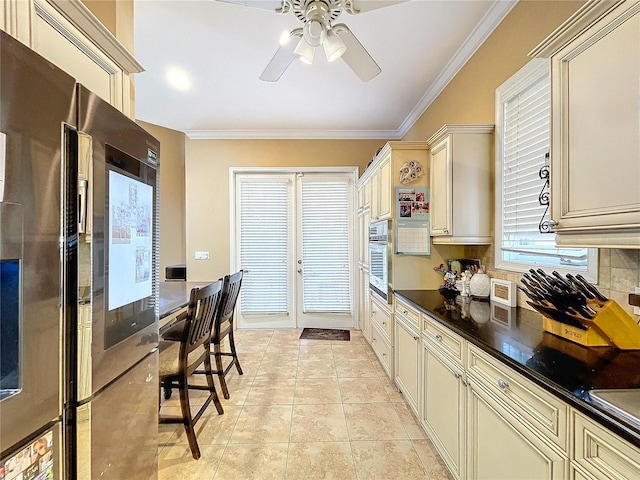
[195,251,209,260]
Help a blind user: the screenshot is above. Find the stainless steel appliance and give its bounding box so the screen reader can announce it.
[368,219,392,303]
[0,32,159,479]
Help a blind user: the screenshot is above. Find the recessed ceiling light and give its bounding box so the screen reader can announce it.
[166,67,191,91]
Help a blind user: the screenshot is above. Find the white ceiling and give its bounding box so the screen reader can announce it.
[133,0,516,139]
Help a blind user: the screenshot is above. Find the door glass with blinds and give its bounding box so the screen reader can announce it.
[296,174,353,328]
[495,59,597,279]
[237,174,295,329]
[234,171,355,329]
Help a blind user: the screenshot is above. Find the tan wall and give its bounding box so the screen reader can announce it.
[184,139,385,281]
[137,121,187,281]
[403,0,585,142]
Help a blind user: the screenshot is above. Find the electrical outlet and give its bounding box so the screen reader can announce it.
[195,251,209,260]
[634,286,640,315]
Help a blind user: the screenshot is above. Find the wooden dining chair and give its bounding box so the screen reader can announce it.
[158,280,224,460]
[212,270,244,399]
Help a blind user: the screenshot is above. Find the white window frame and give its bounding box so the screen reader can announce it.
[494,59,598,281]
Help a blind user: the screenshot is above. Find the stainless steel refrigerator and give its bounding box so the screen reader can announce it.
[0,31,159,480]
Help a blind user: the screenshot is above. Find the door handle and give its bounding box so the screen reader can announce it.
[297,269,302,273]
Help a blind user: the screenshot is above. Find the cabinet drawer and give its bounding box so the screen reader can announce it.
[423,316,465,365]
[371,322,392,377]
[371,296,392,341]
[394,296,420,331]
[467,345,568,452]
[572,410,640,480]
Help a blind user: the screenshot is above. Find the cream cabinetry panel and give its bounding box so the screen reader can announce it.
[370,321,391,377]
[394,314,421,415]
[422,315,465,365]
[377,154,392,220]
[467,381,567,480]
[370,293,392,377]
[572,410,640,479]
[532,1,640,247]
[1,0,143,117]
[395,296,420,331]
[467,345,568,452]
[358,266,371,341]
[427,125,494,245]
[422,340,466,479]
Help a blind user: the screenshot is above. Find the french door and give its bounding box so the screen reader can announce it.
[232,169,355,329]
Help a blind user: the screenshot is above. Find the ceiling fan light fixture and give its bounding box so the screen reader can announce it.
[303,19,325,47]
[294,37,315,64]
[323,28,347,62]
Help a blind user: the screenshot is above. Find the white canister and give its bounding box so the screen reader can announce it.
[469,271,491,298]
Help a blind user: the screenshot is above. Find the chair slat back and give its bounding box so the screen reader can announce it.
[182,280,223,356]
[214,270,243,337]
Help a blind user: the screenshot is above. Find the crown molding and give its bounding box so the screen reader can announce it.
[396,0,518,138]
[185,128,402,140]
[179,0,517,141]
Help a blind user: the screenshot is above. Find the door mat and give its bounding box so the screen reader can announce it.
[299,328,350,341]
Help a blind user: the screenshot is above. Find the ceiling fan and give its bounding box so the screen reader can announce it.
[217,0,407,82]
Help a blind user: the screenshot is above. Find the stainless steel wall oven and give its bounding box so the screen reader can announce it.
[368,219,392,303]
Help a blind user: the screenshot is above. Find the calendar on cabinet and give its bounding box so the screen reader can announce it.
[395,186,430,255]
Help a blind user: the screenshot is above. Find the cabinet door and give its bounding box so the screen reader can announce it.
[422,342,465,479]
[394,318,420,415]
[378,154,392,220]
[429,136,452,236]
[359,267,371,341]
[467,382,566,480]
[370,169,379,220]
[548,3,640,246]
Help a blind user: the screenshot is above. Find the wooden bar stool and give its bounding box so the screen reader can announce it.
[158,280,224,459]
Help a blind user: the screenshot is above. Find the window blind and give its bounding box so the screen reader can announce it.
[500,64,588,268]
[301,179,351,313]
[239,178,290,314]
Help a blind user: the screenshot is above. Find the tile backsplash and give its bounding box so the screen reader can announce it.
[465,246,640,324]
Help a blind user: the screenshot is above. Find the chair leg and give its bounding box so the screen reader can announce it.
[214,342,230,400]
[178,372,201,460]
[228,329,243,376]
[204,349,224,414]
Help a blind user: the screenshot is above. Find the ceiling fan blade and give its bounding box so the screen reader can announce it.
[346,0,408,14]
[334,24,381,82]
[260,31,301,82]
[215,0,285,12]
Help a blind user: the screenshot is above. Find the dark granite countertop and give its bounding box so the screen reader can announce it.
[394,290,640,448]
[159,281,212,319]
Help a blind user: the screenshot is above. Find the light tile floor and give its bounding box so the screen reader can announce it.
[158,329,453,480]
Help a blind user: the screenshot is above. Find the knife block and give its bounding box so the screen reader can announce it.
[542,300,640,349]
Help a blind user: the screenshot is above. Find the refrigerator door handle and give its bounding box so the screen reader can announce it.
[77,133,92,234]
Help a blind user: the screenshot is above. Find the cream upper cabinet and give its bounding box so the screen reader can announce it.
[1,0,143,117]
[359,142,429,223]
[531,1,640,248]
[427,125,494,244]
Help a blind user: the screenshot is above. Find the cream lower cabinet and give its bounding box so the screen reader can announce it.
[359,266,371,342]
[422,339,466,479]
[369,293,393,377]
[394,314,421,415]
[532,1,640,248]
[466,380,567,480]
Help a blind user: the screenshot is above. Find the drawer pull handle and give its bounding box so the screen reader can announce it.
[403,310,408,315]
[435,333,443,341]
[382,352,386,356]
[382,321,386,326]
[413,335,419,341]
[454,372,462,379]
[462,379,470,387]
[497,379,509,389]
